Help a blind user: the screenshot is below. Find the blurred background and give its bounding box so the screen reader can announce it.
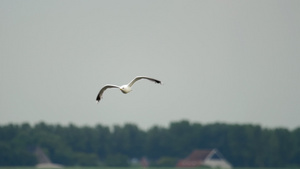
[1,0,300,168]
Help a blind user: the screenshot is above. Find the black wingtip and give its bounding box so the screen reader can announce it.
[155,80,162,84]
[96,96,101,103]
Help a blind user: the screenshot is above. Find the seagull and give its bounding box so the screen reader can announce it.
[96,76,162,103]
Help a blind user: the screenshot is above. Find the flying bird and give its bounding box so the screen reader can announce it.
[96,76,162,103]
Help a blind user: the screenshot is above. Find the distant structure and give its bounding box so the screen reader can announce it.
[140,157,149,167]
[177,149,232,169]
[34,147,63,168]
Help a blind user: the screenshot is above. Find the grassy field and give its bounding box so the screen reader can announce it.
[0,168,297,169]
[1,167,300,169]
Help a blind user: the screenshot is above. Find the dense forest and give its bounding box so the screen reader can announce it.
[0,120,300,167]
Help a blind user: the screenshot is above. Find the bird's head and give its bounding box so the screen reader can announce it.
[120,85,131,94]
[120,85,125,93]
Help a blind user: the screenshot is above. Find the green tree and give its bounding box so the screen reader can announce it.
[104,153,129,167]
[156,156,178,167]
[145,126,171,159]
[1,121,300,167]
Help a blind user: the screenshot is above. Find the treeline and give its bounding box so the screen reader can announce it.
[0,121,300,167]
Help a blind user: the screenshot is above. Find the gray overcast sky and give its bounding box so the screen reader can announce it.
[1,1,300,130]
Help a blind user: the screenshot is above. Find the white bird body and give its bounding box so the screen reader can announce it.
[120,84,132,93]
[96,76,161,103]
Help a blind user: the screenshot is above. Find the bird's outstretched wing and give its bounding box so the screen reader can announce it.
[128,76,162,87]
[96,85,120,103]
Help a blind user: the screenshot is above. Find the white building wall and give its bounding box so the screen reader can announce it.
[203,159,232,169]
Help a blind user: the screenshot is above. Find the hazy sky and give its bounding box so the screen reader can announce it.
[1,1,300,130]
